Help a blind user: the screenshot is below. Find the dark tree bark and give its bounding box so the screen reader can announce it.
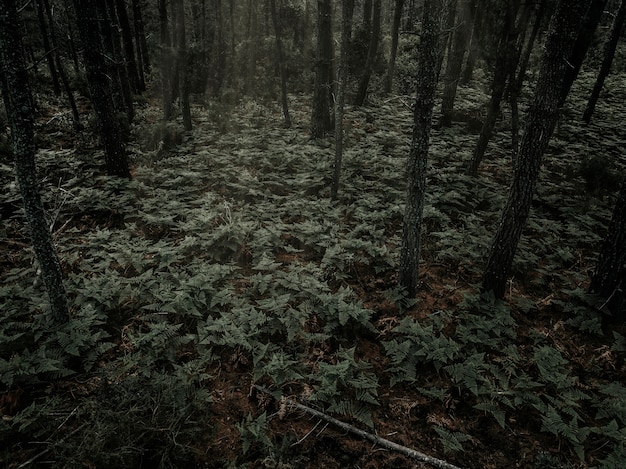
[398,0,443,299]
[41,0,82,131]
[159,0,175,120]
[461,0,483,84]
[173,0,192,131]
[36,0,61,95]
[269,0,291,127]
[589,179,626,323]
[384,0,405,93]
[131,0,151,74]
[583,0,626,124]
[437,0,458,81]
[331,0,355,201]
[0,0,69,323]
[62,0,81,74]
[559,0,607,106]
[440,0,472,126]
[213,0,226,97]
[172,0,192,131]
[509,0,546,157]
[73,0,131,178]
[310,0,333,138]
[115,0,143,93]
[466,0,520,176]
[354,0,381,106]
[363,0,373,33]
[482,0,591,299]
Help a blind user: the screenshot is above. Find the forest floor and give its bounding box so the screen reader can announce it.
[1,66,626,469]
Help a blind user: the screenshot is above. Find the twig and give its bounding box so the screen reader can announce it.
[17,423,87,468]
[254,385,464,469]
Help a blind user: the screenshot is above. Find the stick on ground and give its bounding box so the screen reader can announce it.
[254,385,464,469]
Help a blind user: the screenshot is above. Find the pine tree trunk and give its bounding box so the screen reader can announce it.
[589,179,626,322]
[559,0,607,106]
[583,0,626,124]
[0,0,69,323]
[131,0,151,74]
[36,0,61,95]
[354,0,381,106]
[331,0,355,200]
[73,0,131,178]
[310,0,333,138]
[398,0,443,299]
[440,0,472,126]
[384,0,404,93]
[269,0,291,127]
[461,0,483,84]
[115,0,143,93]
[481,0,591,299]
[174,0,192,131]
[159,0,174,120]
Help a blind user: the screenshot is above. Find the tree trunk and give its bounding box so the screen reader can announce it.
[42,0,82,131]
[398,0,443,299]
[174,0,192,131]
[115,0,143,93]
[559,0,607,106]
[73,0,131,178]
[583,0,626,124]
[437,0,458,81]
[36,0,61,95]
[159,0,174,120]
[467,0,519,176]
[461,0,483,84]
[131,0,151,74]
[354,0,381,106]
[0,0,69,323]
[481,0,591,299]
[589,179,626,323]
[331,0,355,200]
[384,0,405,93]
[269,0,291,127]
[310,0,333,138]
[440,0,472,126]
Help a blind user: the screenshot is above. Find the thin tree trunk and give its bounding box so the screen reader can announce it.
[73,0,131,178]
[36,0,61,95]
[310,0,333,138]
[115,0,142,93]
[583,0,626,124]
[482,0,591,298]
[385,0,405,93]
[131,0,151,74]
[174,0,192,131]
[461,0,483,84]
[42,0,82,131]
[559,0,607,106]
[0,0,69,323]
[331,0,355,200]
[440,0,472,127]
[398,0,443,299]
[159,0,174,120]
[354,0,381,106]
[269,0,291,127]
[589,178,626,322]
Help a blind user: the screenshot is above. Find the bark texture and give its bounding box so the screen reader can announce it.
[0,0,69,323]
[398,0,443,298]
[482,0,592,298]
[310,0,333,138]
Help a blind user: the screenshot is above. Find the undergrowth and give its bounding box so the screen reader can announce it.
[1,69,625,468]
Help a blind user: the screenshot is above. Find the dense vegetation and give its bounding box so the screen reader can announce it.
[1,0,625,468]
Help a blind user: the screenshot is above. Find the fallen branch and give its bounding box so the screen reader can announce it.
[254,385,464,469]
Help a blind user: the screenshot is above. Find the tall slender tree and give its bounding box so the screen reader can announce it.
[173,0,192,131]
[385,0,405,93]
[310,0,333,138]
[398,0,443,298]
[482,0,592,298]
[0,0,69,323]
[73,0,131,178]
[354,0,381,106]
[583,0,626,124]
[331,0,355,200]
[269,0,291,127]
[589,179,626,323]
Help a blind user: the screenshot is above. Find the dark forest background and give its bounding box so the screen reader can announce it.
[1,0,626,468]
